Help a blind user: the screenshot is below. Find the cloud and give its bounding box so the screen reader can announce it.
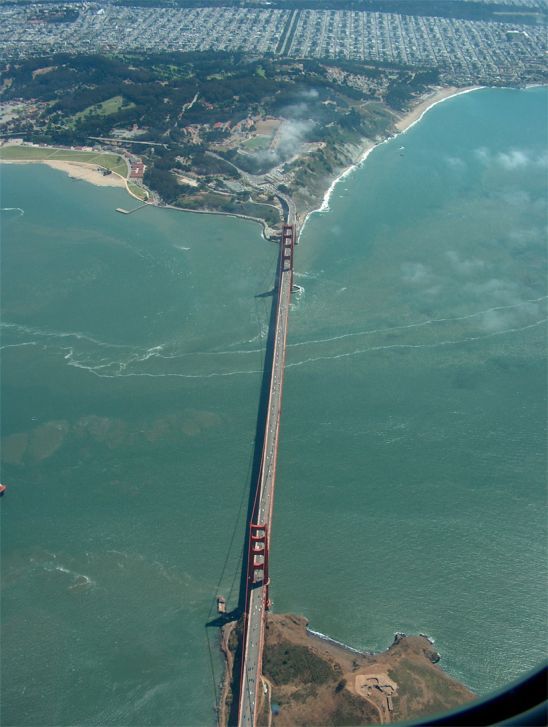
[499,189,531,206]
[474,146,489,163]
[298,88,319,100]
[481,310,518,333]
[445,156,466,170]
[283,102,310,117]
[463,278,522,307]
[251,118,315,166]
[277,118,315,155]
[480,300,542,333]
[446,251,486,275]
[480,309,514,332]
[496,150,529,170]
[474,147,548,171]
[401,262,431,284]
[508,227,544,246]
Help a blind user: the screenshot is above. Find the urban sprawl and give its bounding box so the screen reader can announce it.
[1,3,546,85]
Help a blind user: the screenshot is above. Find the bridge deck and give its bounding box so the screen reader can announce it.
[237,223,295,726]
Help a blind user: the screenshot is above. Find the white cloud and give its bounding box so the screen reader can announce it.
[480,309,516,332]
[474,147,548,171]
[474,147,489,163]
[500,189,531,206]
[299,88,319,100]
[446,251,486,275]
[445,156,466,170]
[496,150,529,170]
[464,278,521,306]
[508,228,540,245]
[401,262,431,284]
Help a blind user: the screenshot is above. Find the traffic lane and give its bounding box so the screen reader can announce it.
[240,265,292,725]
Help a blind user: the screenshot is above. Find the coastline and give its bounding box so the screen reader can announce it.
[300,85,483,233]
[0,158,128,189]
[0,157,150,202]
[394,85,483,134]
[1,157,277,231]
[6,84,535,235]
[163,202,279,241]
[220,613,475,727]
[0,86,490,234]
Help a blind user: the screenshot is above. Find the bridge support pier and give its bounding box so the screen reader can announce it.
[247,523,270,605]
[282,224,295,291]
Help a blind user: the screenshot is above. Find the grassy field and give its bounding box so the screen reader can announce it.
[127,182,148,201]
[0,145,128,176]
[241,135,271,151]
[72,95,134,123]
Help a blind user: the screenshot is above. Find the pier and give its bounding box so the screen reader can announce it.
[115,202,149,215]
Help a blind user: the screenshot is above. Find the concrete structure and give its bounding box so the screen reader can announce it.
[237,219,296,727]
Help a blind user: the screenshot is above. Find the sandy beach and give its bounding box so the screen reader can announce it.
[302,85,483,230]
[1,158,128,189]
[395,85,483,133]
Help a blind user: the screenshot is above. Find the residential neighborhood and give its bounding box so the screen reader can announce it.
[1,2,546,85]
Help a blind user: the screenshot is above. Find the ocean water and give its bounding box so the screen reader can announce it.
[273,86,547,693]
[1,172,277,725]
[1,86,547,725]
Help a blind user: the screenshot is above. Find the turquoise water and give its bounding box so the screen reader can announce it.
[1,86,547,724]
[1,172,277,725]
[274,86,547,692]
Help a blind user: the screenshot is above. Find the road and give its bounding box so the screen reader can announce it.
[238,212,295,727]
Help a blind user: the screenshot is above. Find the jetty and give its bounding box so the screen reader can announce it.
[115,203,149,215]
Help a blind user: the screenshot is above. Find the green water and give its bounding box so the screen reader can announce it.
[1,86,547,724]
[1,173,277,725]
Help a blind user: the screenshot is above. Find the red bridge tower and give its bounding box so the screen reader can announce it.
[247,523,270,604]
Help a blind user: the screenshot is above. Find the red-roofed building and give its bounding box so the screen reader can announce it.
[129,162,145,179]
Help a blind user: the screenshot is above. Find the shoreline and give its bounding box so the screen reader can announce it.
[162,202,279,241]
[4,84,542,235]
[220,613,475,727]
[1,156,276,233]
[300,85,483,234]
[0,158,148,202]
[1,158,126,188]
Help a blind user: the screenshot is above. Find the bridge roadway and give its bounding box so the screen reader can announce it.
[237,215,295,727]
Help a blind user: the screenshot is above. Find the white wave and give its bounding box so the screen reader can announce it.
[288,296,548,349]
[66,357,262,379]
[46,563,96,590]
[1,321,135,349]
[0,207,24,216]
[307,628,364,655]
[150,346,264,359]
[286,318,547,370]
[0,341,38,350]
[294,271,320,280]
[225,324,268,349]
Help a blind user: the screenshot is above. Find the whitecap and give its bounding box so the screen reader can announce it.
[307,628,365,654]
